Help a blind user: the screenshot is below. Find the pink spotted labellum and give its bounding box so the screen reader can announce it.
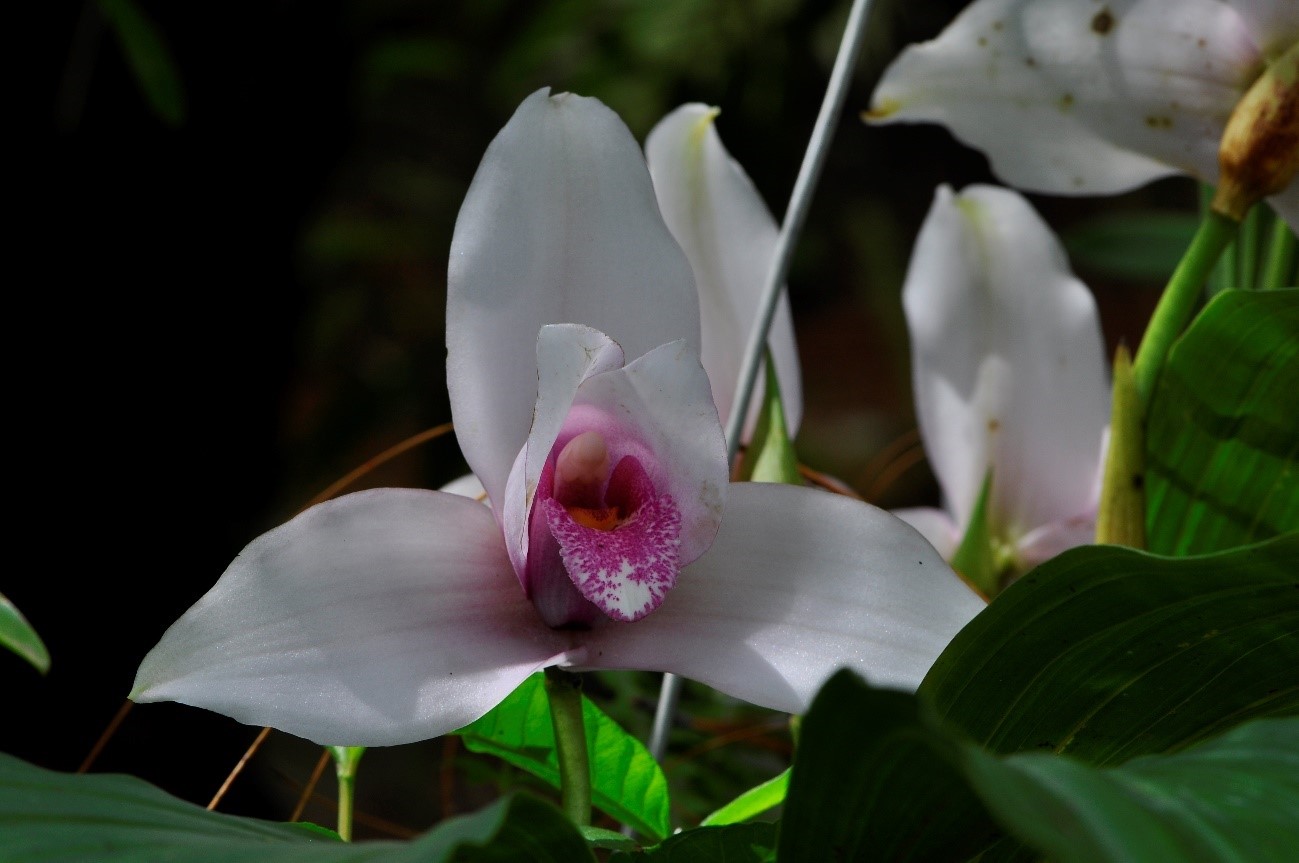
[132,89,984,748]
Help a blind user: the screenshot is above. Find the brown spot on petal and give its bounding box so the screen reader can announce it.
[1091,8,1114,35]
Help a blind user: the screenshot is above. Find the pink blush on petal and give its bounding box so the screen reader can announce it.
[542,493,682,622]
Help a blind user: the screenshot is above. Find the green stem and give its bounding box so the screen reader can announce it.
[1238,204,1262,289]
[1132,210,1238,403]
[329,746,365,842]
[1261,214,1297,289]
[545,667,591,826]
[1200,184,1231,296]
[1095,345,1146,549]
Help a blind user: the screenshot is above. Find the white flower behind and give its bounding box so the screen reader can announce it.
[895,185,1111,580]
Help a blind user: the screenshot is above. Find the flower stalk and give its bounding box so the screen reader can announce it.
[544,667,591,826]
[1262,215,1297,289]
[328,746,365,842]
[1131,211,1239,403]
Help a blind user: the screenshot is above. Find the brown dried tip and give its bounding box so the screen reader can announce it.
[1214,41,1299,221]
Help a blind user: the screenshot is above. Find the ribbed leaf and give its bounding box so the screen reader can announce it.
[778,674,998,863]
[963,715,1299,863]
[924,535,1299,765]
[1146,289,1299,554]
[700,769,788,827]
[0,752,591,862]
[780,671,1299,863]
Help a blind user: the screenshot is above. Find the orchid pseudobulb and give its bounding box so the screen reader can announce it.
[131,89,983,748]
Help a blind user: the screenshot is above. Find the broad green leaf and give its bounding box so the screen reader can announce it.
[97,0,186,126]
[0,752,591,862]
[963,715,1299,863]
[778,672,998,863]
[1062,210,1199,281]
[782,670,1299,863]
[738,350,801,484]
[924,536,1299,765]
[700,768,788,826]
[1145,289,1299,555]
[0,591,50,674]
[454,673,670,841]
[611,821,777,862]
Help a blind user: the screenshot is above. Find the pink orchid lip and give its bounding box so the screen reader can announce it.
[523,407,685,628]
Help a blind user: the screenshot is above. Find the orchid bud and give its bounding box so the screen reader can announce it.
[1213,42,1299,221]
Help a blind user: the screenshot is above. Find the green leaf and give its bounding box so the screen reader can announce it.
[699,768,788,826]
[1145,289,1299,554]
[738,350,802,484]
[782,670,1299,863]
[1062,210,1200,281]
[924,535,1299,765]
[611,822,777,862]
[777,670,1000,863]
[580,825,641,852]
[963,715,1299,863]
[97,0,186,126]
[454,673,671,841]
[0,592,50,674]
[0,752,591,862]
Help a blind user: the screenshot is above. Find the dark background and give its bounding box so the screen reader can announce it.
[17,0,1180,835]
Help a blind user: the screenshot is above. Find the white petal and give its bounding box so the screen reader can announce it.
[576,483,985,711]
[132,489,566,746]
[892,506,960,560]
[1229,0,1299,58]
[646,104,803,438]
[440,473,488,502]
[903,185,1110,543]
[448,89,699,509]
[868,0,1262,195]
[1017,512,1099,569]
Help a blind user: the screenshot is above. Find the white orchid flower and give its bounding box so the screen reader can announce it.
[131,89,983,748]
[867,0,1299,228]
[895,185,1111,581]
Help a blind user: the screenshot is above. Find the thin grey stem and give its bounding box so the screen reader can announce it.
[647,0,878,766]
